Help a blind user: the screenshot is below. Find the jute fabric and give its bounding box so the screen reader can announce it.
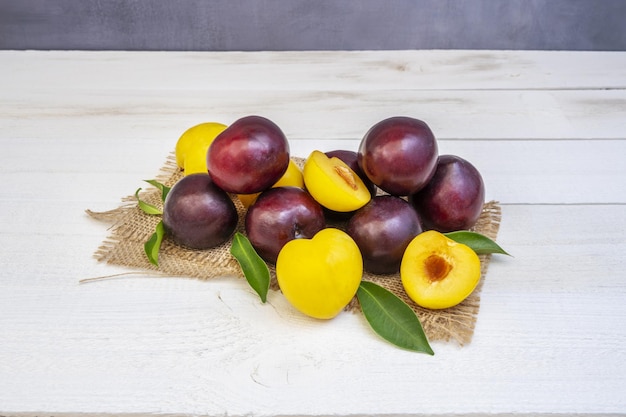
[88,154,502,345]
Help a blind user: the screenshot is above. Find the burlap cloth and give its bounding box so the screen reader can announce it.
[87,153,502,345]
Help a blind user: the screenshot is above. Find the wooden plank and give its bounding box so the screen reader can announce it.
[0,205,624,415]
[2,50,626,91]
[1,136,625,205]
[2,88,625,141]
[3,50,625,142]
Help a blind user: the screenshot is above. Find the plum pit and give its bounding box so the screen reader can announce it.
[334,165,358,190]
[424,254,453,282]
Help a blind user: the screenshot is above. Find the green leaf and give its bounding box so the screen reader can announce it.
[445,230,510,256]
[144,179,171,202]
[230,232,270,303]
[135,188,163,215]
[145,220,166,266]
[136,180,170,266]
[357,281,434,355]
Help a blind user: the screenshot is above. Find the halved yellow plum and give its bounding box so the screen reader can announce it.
[400,230,481,309]
[303,150,371,212]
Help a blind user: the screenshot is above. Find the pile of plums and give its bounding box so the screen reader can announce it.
[161,115,485,275]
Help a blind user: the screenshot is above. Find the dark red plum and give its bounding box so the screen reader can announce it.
[207,115,290,194]
[162,173,238,249]
[324,149,378,221]
[346,195,422,275]
[245,187,326,264]
[410,154,485,232]
[358,116,438,196]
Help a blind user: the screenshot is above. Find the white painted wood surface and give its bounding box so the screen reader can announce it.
[1,50,625,416]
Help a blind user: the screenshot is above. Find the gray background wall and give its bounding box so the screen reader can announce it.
[1,0,625,51]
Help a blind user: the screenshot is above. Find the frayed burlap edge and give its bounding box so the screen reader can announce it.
[87,153,246,282]
[87,153,502,346]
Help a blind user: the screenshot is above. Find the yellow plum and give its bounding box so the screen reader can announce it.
[276,228,363,319]
[175,122,228,176]
[303,150,371,212]
[400,230,481,309]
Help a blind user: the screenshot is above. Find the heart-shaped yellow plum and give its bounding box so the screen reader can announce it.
[276,228,363,319]
[303,150,371,212]
[400,230,481,309]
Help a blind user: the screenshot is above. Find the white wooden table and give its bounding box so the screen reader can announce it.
[1,50,625,416]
